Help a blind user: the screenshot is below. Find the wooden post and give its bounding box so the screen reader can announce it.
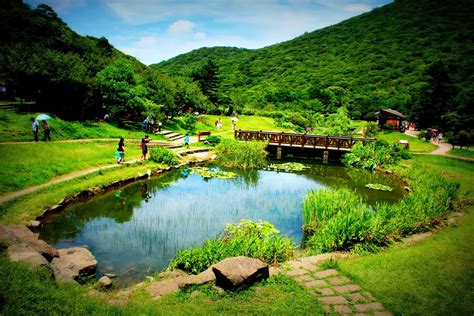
[323,150,329,164]
[198,131,201,142]
[277,147,282,160]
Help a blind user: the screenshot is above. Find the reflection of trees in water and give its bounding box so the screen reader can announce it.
[40,171,185,244]
[230,168,260,188]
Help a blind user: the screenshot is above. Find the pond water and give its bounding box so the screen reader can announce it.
[39,163,405,285]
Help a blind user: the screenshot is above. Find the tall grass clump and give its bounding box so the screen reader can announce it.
[215,139,268,169]
[303,168,460,254]
[169,220,294,274]
[342,140,402,170]
[149,147,179,165]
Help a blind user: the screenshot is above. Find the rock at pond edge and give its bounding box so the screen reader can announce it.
[212,256,269,291]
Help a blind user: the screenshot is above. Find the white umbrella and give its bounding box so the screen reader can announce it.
[36,114,52,120]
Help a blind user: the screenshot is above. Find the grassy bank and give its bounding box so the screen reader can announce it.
[0,142,142,194]
[448,148,474,159]
[338,155,474,315]
[376,130,437,153]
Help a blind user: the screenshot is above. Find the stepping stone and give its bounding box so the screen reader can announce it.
[294,274,314,283]
[329,276,351,285]
[304,279,327,287]
[362,291,375,301]
[334,304,353,314]
[350,293,367,302]
[334,284,361,293]
[300,263,318,272]
[355,302,384,312]
[318,295,348,305]
[315,269,338,278]
[375,311,393,316]
[314,287,335,296]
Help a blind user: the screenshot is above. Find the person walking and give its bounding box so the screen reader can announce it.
[184,134,189,149]
[31,118,39,142]
[117,138,125,163]
[42,121,51,141]
[140,135,150,160]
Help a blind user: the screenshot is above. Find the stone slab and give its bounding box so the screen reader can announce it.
[315,269,338,278]
[318,296,348,305]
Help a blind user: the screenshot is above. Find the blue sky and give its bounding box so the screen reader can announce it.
[24,0,392,65]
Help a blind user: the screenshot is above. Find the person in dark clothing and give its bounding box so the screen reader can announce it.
[117,138,125,163]
[31,118,39,142]
[42,121,51,141]
[140,135,150,160]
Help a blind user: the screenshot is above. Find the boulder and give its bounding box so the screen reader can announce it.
[6,225,58,261]
[212,256,269,290]
[51,247,97,283]
[98,276,113,288]
[0,224,17,248]
[7,243,52,274]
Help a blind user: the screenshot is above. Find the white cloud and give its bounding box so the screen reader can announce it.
[168,20,195,33]
[343,3,372,13]
[194,32,207,40]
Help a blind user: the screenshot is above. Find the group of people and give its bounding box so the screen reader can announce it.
[31,118,51,142]
[214,118,223,129]
[116,135,151,164]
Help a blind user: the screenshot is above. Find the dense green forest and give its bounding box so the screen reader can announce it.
[153,0,474,134]
[0,0,209,120]
[1,0,473,139]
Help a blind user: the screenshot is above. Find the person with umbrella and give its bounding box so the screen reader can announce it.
[36,114,52,141]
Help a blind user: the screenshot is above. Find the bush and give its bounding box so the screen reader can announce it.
[168,220,294,274]
[205,135,222,146]
[215,139,268,169]
[363,122,379,137]
[342,140,399,170]
[149,147,179,165]
[183,113,196,132]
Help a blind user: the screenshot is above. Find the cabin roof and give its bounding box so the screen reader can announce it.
[375,108,405,118]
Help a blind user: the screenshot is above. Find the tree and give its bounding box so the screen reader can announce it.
[191,59,220,104]
[96,60,145,119]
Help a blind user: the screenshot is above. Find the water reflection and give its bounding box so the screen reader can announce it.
[39,163,404,285]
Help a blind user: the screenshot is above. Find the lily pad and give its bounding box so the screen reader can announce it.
[268,162,309,172]
[365,183,393,191]
[190,167,237,179]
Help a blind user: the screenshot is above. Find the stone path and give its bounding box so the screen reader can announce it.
[283,257,392,315]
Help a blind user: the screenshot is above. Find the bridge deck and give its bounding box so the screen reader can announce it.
[235,130,375,151]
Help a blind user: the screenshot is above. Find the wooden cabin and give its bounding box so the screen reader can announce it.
[375,108,405,129]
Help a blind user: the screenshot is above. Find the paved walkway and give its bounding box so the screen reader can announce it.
[283,256,392,315]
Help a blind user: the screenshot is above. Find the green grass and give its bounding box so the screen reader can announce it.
[448,148,474,159]
[0,160,164,224]
[337,155,474,315]
[376,131,437,153]
[0,142,143,194]
[164,114,293,139]
[0,108,164,142]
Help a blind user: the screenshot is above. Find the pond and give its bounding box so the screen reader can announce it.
[39,162,405,286]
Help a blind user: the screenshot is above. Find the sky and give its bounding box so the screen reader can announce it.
[24,0,392,65]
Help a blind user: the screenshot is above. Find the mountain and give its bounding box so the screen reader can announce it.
[152,0,474,123]
[0,0,145,119]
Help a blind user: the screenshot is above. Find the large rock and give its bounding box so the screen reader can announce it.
[7,243,52,274]
[51,247,97,283]
[212,256,269,290]
[1,224,58,261]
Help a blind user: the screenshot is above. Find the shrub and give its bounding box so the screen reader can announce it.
[168,220,294,274]
[183,113,196,132]
[342,140,399,170]
[215,139,268,169]
[149,147,179,165]
[363,121,379,137]
[205,135,221,146]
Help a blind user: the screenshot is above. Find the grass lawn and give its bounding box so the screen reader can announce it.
[448,148,474,159]
[0,109,161,142]
[164,114,294,139]
[338,155,474,315]
[376,131,437,153]
[0,141,142,194]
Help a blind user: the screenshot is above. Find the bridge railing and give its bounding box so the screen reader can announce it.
[234,130,375,150]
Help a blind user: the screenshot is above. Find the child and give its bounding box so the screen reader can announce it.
[140,135,150,160]
[117,138,125,163]
[184,134,189,149]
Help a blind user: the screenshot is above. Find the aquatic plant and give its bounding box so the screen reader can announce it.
[169,220,294,274]
[149,147,179,165]
[303,168,460,254]
[365,183,393,191]
[268,162,309,172]
[190,167,237,179]
[215,139,268,169]
[342,140,399,170]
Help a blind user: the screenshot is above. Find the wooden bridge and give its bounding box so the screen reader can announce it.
[234,130,376,161]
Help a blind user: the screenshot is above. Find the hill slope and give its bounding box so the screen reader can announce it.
[153,0,474,121]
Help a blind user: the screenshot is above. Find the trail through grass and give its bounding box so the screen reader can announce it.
[376,131,437,152]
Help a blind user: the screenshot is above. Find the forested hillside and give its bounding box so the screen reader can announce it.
[154,0,474,132]
[0,0,209,120]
